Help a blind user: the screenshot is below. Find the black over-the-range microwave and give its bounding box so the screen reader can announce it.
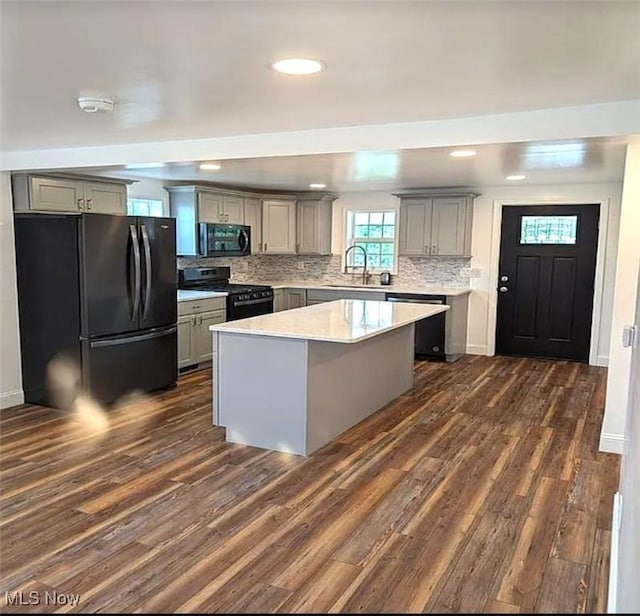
[199,223,251,257]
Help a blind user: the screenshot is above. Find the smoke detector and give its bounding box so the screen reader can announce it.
[77,97,114,113]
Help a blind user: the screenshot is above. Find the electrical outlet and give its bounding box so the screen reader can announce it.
[297,261,305,270]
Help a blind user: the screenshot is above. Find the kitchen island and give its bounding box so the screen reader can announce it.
[210,299,448,456]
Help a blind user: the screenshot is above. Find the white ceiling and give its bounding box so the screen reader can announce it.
[72,137,627,191]
[1,0,639,152]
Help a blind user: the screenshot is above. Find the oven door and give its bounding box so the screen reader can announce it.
[229,297,274,321]
[199,223,251,257]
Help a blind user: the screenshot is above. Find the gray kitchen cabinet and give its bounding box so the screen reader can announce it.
[177,297,226,369]
[222,195,244,224]
[83,181,127,215]
[262,199,297,254]
[396,192,477,257]
[285,289,307,310]
[194,310,226,363]
[197,192,244,224]
[243,197,262,253]
[177,315,197,369]
[296,196,335,255]
[398,198,431,256]
[273,289,286,312]
[197,191,223,223]
[12,174,128,215]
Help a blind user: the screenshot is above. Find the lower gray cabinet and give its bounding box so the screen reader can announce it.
[177,298,226,369]
[273,289,286,312]
[285,289,307,310]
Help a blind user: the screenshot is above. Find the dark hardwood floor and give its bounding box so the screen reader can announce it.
[0,356,620,613]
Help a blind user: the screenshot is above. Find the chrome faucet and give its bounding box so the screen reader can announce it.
[344,245,369,285]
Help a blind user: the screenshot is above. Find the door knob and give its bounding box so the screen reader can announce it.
[499,286,508,293]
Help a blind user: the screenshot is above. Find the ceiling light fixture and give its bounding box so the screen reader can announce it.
[271,58,326,75]
[506,174,526,181]
[200,163,222,171]
[309,183,326,189]
[449,149,477,158]
[77,97,114,113]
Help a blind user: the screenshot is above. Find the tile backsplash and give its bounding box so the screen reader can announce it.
[177,254,471,287]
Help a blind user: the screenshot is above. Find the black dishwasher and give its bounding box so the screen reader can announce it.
[385,293,446,359]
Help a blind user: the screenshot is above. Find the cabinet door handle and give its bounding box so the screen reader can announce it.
[296,243,300,253]
[78,198,85,211]
[226,214,229,222]
[86,199,93,210]
[424,245,429,254]
[432,245,438,255]
[264,242,267,252]
[192,317,197,326]
[198,316,203,325]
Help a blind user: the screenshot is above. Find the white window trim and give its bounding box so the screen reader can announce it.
[342,208,399,275]
[127,197,166,217]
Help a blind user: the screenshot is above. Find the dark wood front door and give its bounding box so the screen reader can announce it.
[496,204,599,361]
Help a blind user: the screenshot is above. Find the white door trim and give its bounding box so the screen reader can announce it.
[486,197,610,366]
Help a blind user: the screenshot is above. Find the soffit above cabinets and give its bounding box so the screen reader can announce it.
[58,138,627,192]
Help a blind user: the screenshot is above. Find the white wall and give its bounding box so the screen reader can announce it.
[0,173,23,408]
[127,178,170,214]
[468,182,622,365]
[601,145,640,453]
[612,270,640,613]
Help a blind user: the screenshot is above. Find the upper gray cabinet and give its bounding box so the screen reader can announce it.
[243,197,262,254]
[262,199,297,254]
[396,192,477,257]
[296,196,335,255]
[12,174,127,215]
[167,186,261,256]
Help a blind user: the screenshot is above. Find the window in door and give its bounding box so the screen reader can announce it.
[345,210,397,272]
[127,198,164,217]
[520,215,578,245]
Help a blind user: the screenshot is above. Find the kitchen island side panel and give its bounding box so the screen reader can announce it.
[216,332,308,454]
[306,323,415,454]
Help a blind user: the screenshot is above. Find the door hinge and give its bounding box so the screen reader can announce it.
[622,324,637,348]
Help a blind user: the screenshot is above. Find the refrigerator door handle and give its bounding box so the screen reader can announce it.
[129,224,142,319]
[141,224,152,319]
[90,326,177,348]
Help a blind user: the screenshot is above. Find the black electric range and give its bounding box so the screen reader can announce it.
[179,267,274,321]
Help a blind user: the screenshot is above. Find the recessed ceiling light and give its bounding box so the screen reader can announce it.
[449,149,477,158]
[77,96,114,113]
[200,163,221,171]
[506,174,526,181]
[309,183,326,189]
[271,58,326,75]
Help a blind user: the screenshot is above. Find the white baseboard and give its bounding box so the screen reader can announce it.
[466,344,489,356]
[0,389,25,410]
[607,492,622,613]
[593,354,609,367]
[599,432,625,455]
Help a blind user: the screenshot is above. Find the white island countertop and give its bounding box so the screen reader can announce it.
[210,299,449,343]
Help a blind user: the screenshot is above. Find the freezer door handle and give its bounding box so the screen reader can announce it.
[89,326,177,348]
[130,224,142,319]
[140,224,152,320]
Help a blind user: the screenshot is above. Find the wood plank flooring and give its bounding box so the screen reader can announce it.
[0,356,620,613]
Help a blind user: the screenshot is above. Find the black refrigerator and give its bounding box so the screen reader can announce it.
[15,213,178,407]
